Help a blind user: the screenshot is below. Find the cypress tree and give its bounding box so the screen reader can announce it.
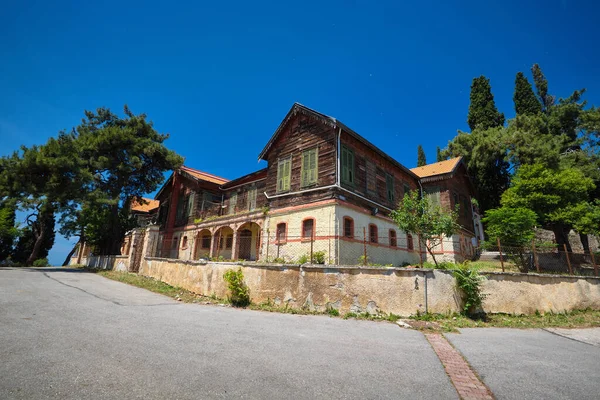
[531,64,555,114]
[467,76,505,131]
[436,146,443,162]
[514,72,542,116]
[417,145,427,167]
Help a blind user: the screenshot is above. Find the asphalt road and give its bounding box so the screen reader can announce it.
[2,267,599,400]
[0,267,456,400]
[446,328,600,400]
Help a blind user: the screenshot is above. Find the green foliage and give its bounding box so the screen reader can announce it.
[223,268,250,307]
[502,164,595,229]
[514,72,542,116]
[483,207,537,272]
[467,76,505,131]
[327,307,340,317]
[531,63,555,113]
[443,126,510,212]
[422,261,455,270]
[313,250,326,264]
[391,191,460,267]
[435,146,443,162]
[453,263,487,317]
[0,201,18,260]
[11,210,55,264]
[32,258,49,267]
[297,254,309,264]
[417,145,426,167]
[483,207,537,246]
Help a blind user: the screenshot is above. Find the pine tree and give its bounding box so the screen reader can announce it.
[0,201,18,261]
[417,145,426,167]
[12,210,55,264]
[531,64,555,114]
[436,146,443,162]
[514,72,542,116]
[467,76,505,131]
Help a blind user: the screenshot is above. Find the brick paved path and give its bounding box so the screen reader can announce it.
[425,333,494,400]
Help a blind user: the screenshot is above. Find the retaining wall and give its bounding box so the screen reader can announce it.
[87,255,130,271]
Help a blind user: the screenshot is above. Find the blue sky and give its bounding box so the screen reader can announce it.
[2,0,599,264]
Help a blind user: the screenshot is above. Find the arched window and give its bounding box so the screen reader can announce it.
[276,223,287,244]
[389,230,397,247]
[369,224,378,244]
[407,234,414,250]
[181,236,188,249]
[302,218,315,240]
[343,217,354,238]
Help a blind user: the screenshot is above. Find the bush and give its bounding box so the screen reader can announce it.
[223,268,250,307]
[313,251,326,264]
[453,262,487,317]
[32,258,50,268]
[297,254,309,264]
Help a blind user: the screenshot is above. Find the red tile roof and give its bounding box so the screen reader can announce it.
[131,198,160,213]
[410,157,463,178]
[180,166,229,185]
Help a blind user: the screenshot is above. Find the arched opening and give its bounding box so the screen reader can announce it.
[194,229,211,260]
[213,226,234,260]
[237,222,261,261]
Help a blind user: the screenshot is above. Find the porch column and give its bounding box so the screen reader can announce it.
[209,231,218,258]
[231,230,240,260]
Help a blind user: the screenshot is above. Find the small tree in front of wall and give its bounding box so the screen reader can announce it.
[391,191,460,267]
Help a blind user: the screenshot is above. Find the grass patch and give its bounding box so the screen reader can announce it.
[409,309,600,331]
[95,270,228,305]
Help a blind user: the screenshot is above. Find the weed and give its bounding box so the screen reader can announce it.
[453,262,487,317]
[327,307,340,317]
[223,268,250,307]
[32,258,50,267]
[343,312,358,319]
[297,254,309,264]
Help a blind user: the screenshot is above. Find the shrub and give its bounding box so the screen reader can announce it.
[223,268,250,307]
[313,251,326,264]
[32,258,50,268]
[453,262,487,317]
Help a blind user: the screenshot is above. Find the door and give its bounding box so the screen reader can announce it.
[238,229,253,260]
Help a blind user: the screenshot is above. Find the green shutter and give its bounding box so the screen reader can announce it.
[277,160,285,192]
[301,148,318,187]
[341,146,354,185]
[283,158,291,191]
[187,192,195,217]
[247,188,257,211]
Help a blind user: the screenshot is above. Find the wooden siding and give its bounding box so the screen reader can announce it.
[263,112,338,209]
[340,131,418,211]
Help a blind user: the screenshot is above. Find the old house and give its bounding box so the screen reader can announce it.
[148,103,481,266]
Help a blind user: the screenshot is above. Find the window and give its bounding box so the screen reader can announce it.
[366,161,376,192]
[407,234,414,250]
[343,217,354,238]
[247,187,257,211]
[219,233,233,249]
[276,223,287,243]
[403,183,411,198]
[453,192,459,209]
[302,219,315,240]
[181,236,188,249]
[389,230,397,247]
[201,233,211,249]
[186,192,195,218]
[386,174,394,203]
[369,224,378,244]
[341,145,355,185]
[228,193,237,215]
[425,187,441,207]
[277,156,291,192]
[301,148,318,187]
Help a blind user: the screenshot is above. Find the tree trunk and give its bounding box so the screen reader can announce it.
[108,203,122,255]
[551,224,572,253]
[580,233,590,254]
[26,222,46,266]
[62,241,79,266]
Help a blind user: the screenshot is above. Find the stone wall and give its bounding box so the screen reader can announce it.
[482,272,600,314]
[87,255,130,271]
[136,257,600,316]
[139,258,461,316]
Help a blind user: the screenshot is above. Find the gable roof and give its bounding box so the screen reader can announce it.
[410,157,463,179]
[154,166,229,200]
[131,197,160,213]
[258,103,419,180]
[221,168,267,189]
[180,166,229,185]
